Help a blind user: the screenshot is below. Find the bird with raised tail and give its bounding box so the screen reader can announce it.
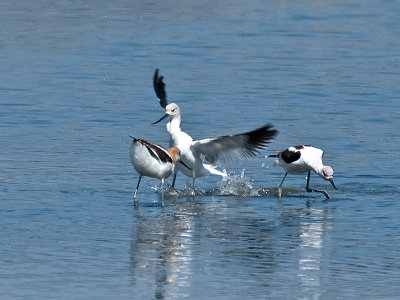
[129,137,190,205]
[152,69,279,188]
[269,145,338,199]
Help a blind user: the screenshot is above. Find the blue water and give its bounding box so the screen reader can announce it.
[1,1,399,299]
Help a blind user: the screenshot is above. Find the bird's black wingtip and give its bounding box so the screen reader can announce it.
[153,68,167,109]
[260,123,280,140]
[262,123,279,134]
[245,124,279,153]
[154,68,163,82]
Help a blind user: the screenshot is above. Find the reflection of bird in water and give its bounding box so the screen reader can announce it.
[153,69,279,189]
[130,203,196,299]
[269,145,337,199]
[297,208,333,296]
[129,137,191,205]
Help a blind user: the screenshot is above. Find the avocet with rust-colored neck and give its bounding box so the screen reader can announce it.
[129,137,190,205]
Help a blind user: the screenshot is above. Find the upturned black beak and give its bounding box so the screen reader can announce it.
[179,160,192,171]
[152,112,169,125]
[329,178,338,190]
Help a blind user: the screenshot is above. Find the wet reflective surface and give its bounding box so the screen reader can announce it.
[1,1,399,298]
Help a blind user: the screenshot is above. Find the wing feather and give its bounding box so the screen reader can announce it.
[153,68,167,109]
[192,124,278,163]
[135,138,172,164]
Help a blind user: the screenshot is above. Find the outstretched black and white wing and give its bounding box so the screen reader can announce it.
[153,68,167,109]
[192,124,278,163]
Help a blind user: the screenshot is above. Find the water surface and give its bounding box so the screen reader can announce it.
[1,1,399,299]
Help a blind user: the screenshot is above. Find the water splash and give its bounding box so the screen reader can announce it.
[148,171,285,198]
[217,169,258,196]
[152,184,207,198]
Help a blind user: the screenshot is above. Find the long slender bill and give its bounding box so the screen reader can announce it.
[329,178,338,190]
[152,113,169,124]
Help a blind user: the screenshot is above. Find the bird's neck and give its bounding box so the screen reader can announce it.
[314,165,326,178]
[166,147,180,162]
[167,116,182,135]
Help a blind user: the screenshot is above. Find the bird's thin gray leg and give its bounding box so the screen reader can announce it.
[305,172,331,199]
[134,175,142,206]
[171,171,178,188]
[161,178,165,206]
[191,171,196,196]
[278,172,287,198]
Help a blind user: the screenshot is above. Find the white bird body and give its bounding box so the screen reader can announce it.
[166,110,227,178]
[269,145,337,199]
[152,69,279,187]
[129,138,186,205]
[275,146,324,176]
[130,138,178,179]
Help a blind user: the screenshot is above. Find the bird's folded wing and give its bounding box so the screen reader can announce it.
[191,124,278,164]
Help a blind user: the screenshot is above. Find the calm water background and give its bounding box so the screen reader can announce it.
[1,0,399,299]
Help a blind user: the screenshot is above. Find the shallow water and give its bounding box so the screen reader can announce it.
[1,0,400,299]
